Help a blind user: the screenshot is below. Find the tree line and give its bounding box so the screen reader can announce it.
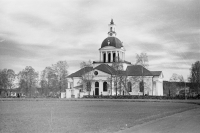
[0,56,199,98]
[0,61,68,98]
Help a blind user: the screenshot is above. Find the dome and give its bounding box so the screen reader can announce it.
[101,37,123,48]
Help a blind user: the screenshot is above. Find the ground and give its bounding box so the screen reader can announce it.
[0,99,199,133]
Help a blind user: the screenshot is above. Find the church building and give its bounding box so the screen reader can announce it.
[65,20,164,98]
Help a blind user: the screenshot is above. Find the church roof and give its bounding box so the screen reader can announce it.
[67,67,93,78]
[94,64,116,75]
[126,65,153,76]
[68,65,162,78]
[101,37,123,48]
[151,71,162,76]
[73,85,83,89]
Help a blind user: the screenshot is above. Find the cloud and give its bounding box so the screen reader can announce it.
[0,0,199,80]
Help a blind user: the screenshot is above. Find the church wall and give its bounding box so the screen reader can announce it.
[153,76,164,96]
[127,76,153,96]
[92,70,111,96]
[73,77,81,88]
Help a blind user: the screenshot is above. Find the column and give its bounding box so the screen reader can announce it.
[121,52,123,61]
[117,51,119,62]
[100,52,102,62]
[115,51,117,62]
[122,52,123,61]
[111,51,113,62]
[99,51,101,62]
[106,52,108,62]
[122,52,124,61]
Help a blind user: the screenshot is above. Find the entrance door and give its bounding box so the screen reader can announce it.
[95,88,99,95]
[95,82,99,96]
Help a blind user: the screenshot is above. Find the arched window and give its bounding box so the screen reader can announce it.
[95,82,99,95]
[103,53,106,63]
[103,82,107,92]
[139,81,144,92]
[95,82,99,88]
[128,82,132,92]
[113,53,116,62]
[108,53,111,63]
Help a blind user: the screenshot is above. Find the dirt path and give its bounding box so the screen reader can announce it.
[116,107,200,133]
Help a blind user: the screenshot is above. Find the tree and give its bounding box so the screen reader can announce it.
[170,73,184,82]
[189,61,200,94]
[52,61,69,97]
[135,52,149,95]
[109,57,130,96]
[78,60,93,95]
[169,73,185,96]
[135,53,149,68]
[111,57,123,96]
[18,66,38,97]
[40,67,54,96]
[0,69,15,90]
[6,69,16,90]
[40,61,69,97]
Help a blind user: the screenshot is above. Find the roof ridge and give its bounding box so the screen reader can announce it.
[106,64,115,75]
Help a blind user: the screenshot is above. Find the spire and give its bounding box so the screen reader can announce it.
[110,19,114,25]
[108,19,116,37]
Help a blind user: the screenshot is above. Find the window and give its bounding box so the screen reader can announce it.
[94,71,98,76]
[95,82,99,96]
[139,81,144,92]
[86,82,91,91]
[95,82,99,87]
[128,82,132,92]
[113,53,116,62]
[108,53,111,62]
[103,82,107,92]
[103,53,106,63]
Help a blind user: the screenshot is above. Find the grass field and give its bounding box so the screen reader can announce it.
[0,99,198,133]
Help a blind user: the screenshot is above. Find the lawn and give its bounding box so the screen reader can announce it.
[0,99,198,133]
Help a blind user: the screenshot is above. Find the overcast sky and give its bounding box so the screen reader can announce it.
[0,0,199,81]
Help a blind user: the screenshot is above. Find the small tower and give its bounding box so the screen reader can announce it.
[108,19,116,37]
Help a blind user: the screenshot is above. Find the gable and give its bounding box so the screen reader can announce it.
[93,69,111,77]
[94,64,116,75]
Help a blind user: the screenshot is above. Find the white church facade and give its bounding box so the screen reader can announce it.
[64,20,164,98]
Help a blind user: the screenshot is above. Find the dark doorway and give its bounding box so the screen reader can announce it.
[95,82,99,96]
[95,88,99,95]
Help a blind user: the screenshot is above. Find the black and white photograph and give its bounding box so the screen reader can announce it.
[0,0,200,133]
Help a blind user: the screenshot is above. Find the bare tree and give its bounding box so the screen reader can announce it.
[170,73,184,82]
[110,57,130,96]
[169,73,185,96]
[78,60,94,95]
[135,52,149,95]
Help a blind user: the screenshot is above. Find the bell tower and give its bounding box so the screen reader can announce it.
[108,19,116,37]
[93,19,130,70]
